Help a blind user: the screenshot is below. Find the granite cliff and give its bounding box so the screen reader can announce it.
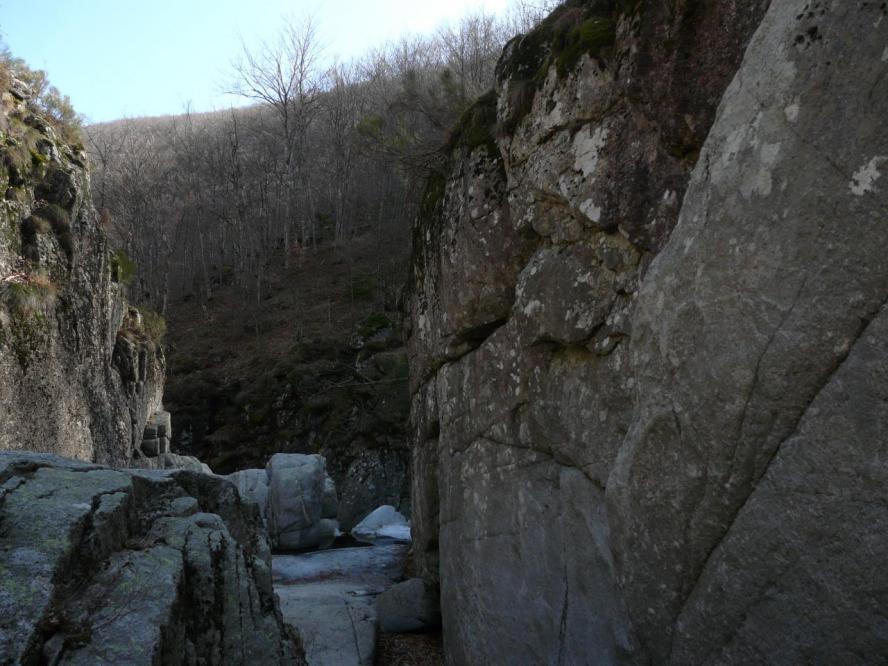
[406,0,888,663]
[0,75,163,465]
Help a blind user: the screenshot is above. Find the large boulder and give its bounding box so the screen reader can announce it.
[376,578,441,634]
[227,453,340,551]
[351,505,411,544]
[0,451,302,664]
[226,467,271,523]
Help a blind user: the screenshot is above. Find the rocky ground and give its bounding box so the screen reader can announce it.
[274,543,407,666]
[0,449,441,665]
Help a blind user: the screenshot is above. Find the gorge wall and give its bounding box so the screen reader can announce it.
[406,0,888,663]
[0,77,163,465]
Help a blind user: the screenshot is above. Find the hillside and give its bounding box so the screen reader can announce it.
[163,230,412,529]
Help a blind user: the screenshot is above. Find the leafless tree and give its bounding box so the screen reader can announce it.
[231,15,323,265]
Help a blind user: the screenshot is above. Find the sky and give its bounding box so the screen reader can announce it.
[0,0,510,123]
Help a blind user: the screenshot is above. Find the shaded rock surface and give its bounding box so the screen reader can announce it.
[406,0,888,664]
[377,578,441,634]
[607,2,888,662]
[0,77,163,466]
[0,451,302,664]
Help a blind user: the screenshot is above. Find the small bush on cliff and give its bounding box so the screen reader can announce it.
[0,44,83,146]
[450,90,498,156]
[554,16,616,78]
[111,249,136,285]
[358,311,393,338]
[1,273,56,315]
[119,305,166,346]
[34,203,71,234]
[138,307,167,343]
[24,215,51,235]
[3,122,47,185]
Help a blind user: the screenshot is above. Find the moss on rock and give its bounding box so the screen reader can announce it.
[449,90,499,156]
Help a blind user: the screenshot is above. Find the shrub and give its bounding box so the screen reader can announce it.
[358,311,392,338]
[138,307,167,343]
[111,249,135,284]
[350,272,377,301]
[34,203,70,234]
[450,90,498,155]
[1,274,56,315]
[554,16,617,78]
[24,215,51,235]
[0,44,83,146]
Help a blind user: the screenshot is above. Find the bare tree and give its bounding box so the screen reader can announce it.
[231,15,323,265]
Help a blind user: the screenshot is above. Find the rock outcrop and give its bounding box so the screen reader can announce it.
[407,0,887,663]
[0,451,302,664]
[0,78,163,465]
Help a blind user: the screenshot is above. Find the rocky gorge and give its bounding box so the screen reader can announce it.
[1,0,887,664]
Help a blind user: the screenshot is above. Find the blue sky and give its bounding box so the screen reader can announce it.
[0,0,508,123]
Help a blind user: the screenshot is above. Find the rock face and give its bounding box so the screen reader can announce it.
[0,451,302,664]
[141,409,172,456]
[407,0,888,663]
[0,78,163,465]
[607,3,888,662]
[227,454,340,551]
